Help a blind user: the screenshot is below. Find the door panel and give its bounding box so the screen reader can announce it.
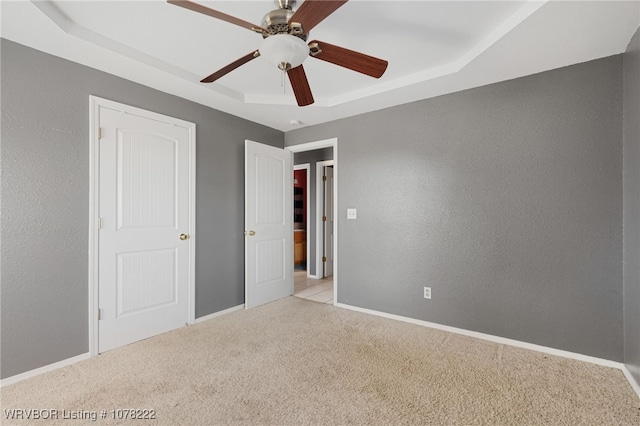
[117,249,176,316]
[245,140,293,309]
[255,239,286,284]
[255,155,285,224]
[99,107,192,353]
[117,132,176,229]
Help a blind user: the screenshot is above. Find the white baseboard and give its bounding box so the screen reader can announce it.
[194,304,244,324]
[4,303,637,400]
[2,305,245,388]
[1,352,91,388]
[622,365,640,399]
[335,303,625,371]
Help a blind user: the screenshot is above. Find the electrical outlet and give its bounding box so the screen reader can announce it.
[424,287,431,299]
[347,208,357,220]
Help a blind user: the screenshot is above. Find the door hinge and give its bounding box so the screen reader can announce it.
[322,256,327,262]
[98,217,102,230]
[322,175,327,181]
[98,127,103,139]
[322,216,327,222]
[98,308,103,320]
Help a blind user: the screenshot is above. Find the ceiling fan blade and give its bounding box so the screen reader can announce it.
[287,65,314,106]
[201,51,260,83]
[288,0,348,33]
[308,40,388,78]
[167,0,267,33]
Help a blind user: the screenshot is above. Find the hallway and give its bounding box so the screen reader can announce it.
[293,270,333,304]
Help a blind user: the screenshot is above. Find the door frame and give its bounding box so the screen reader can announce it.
[316,160,334,278]
[88,96,196,356]
[286,138,338,304]
[293,163,311,276]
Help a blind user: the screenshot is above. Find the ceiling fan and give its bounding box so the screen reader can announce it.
[167,0,388,106]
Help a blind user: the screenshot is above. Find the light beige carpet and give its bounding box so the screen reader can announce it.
[1,297,638,425]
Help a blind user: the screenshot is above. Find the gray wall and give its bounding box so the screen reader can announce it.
[623,28,640,383]
[286,56,624,361]
[294,148,333,276]
[2,34,634,379]
[0,39,283,379]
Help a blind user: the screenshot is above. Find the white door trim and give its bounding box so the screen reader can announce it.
[286,138,338,304]
[316,160,334,278]
[293,163,312,277]
[88,96,196,357]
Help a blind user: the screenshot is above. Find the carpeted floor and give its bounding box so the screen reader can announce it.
[1,297,639,425]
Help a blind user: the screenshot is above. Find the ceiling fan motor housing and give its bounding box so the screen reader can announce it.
[262,7,307,40]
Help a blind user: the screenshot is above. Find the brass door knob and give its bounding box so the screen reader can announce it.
[247,230,256,236]
[179,233,189,240]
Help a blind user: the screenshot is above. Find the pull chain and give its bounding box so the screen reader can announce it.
[281,69,286,94]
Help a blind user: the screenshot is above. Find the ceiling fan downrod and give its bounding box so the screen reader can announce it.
[274,0,296,10]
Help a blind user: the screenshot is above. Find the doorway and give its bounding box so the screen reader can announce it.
[287,138,338,305]
[293,164,310,273]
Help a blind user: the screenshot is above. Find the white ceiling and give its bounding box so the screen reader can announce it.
[1,0,639,131]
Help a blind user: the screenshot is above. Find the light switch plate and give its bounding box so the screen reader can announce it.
[347,208,357,220]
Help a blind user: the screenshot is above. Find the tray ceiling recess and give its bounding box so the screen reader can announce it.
[1,0,638,131]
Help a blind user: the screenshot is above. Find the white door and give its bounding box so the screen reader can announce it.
[245,140,293,309]
[98,106,194,353]
[323,166,334,277]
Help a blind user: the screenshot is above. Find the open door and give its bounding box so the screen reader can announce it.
[245,140,293,309]
[323,166,334,277]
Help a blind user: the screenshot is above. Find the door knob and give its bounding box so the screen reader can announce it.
[179,233,189,240]
[247,230,256,236]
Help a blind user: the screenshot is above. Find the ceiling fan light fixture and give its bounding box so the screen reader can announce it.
[260,34,309,71]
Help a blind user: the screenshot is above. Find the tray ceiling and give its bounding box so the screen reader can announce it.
[1,1,639,131]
